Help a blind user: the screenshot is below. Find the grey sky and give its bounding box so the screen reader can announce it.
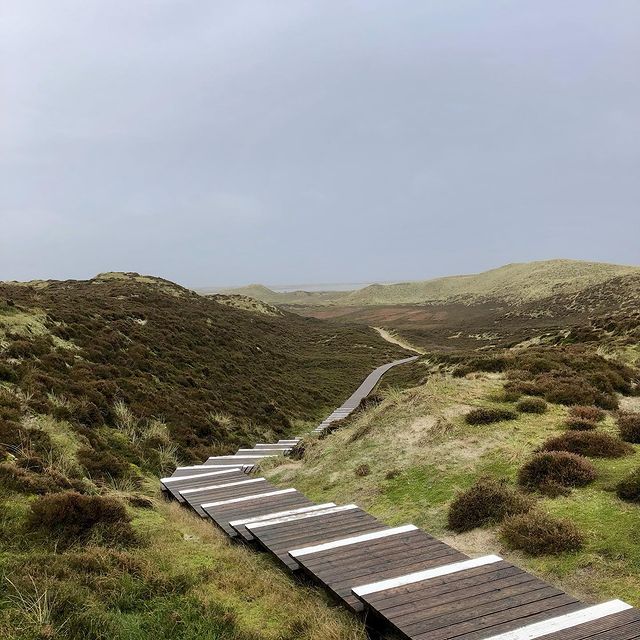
[1,1,639,287]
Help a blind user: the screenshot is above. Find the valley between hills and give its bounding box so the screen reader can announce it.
[1,259,639,639]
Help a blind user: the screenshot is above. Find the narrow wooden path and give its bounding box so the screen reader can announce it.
[159,358,640,640]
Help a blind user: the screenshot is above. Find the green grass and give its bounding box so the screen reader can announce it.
[0,492,365,640]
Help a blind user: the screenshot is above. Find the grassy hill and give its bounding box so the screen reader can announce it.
[265,353,640,607]
[208,284,351,306]
[0,272,406,640]
[218,259,640,307]
[342,259,639,305]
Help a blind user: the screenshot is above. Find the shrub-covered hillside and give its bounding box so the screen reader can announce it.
[0,272,405,640]
[0,272,406,478]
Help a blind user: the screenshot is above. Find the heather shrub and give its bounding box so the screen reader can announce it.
[447,477,533,532]
[618,412,640,444]
[355,463,370,477]
[27,492,135,545]
[570,406,605,422]
[0,462,86,495]
[288,440,306,461]
[516,397,547,414]
[0,363,18,383]
[501,510,584,554]
[564,417,596,431]
[78,447,130,481]
[616,468,640,503]
[357,393,383,412]
[518,451,597,491]
[539,431,633,459]
[465,407,517,425]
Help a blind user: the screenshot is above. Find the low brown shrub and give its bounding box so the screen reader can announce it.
[78,447,130,480]
[616,468,640,503]
[288,440,306,460]
[516,398,547,414]
[539,431,633,459]
[355,463,370,477]
[518,451,597,491]
[127,495,155,509]
[564,417,596,431]
[570,406,605,422]
[447,477,533,532]
[28,492,135,544]
[617,412,640,444]
[0,463,86,495]
[501,510,584,554]
[465,407,518,425]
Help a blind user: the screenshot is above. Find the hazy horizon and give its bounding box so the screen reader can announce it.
[2,1,639,287]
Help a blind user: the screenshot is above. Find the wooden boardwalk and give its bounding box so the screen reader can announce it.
[159,359,640,640]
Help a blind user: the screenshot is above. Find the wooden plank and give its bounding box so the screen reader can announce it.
[169,464,249,478]
[160,468,245,500]
[408,592,580,640]
[294,527,468,611]
[230,502,335,541]
[537,608,640,640]
[478,601,636,640]
[179,478,276,516]
[353,558,593,640]
[204,455,276,465]
[247,507,388,570]
[203,489,313,540]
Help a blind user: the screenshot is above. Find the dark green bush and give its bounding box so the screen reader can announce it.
[570,406,605,422]
[618,412,640,444]
[501,510,584,554]
[447,477,533,532]
[516,397,548,414]
[539,431,633,459]
[616,468,640,503]
[564,417,596,431]
[518,451,597,491]
[28,492,135,544]
[465,407,518,425]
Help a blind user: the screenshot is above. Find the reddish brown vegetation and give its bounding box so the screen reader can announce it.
[539,431,633,459]
[518,451,597,492]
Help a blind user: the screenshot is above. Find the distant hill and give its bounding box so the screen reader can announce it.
[208,284,351,305]
[219,260,640,307]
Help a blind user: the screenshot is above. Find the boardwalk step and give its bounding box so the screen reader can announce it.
[202,488,309,537]
[293,526,468,611]
[160,468,245,500]
[180,477,273,516]
[229,503,336,541]
[247,505,388,571]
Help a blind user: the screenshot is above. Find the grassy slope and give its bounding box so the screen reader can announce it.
[264,374,640,607]
[342,259,639,305]
[0,485,365,640]
[218,260,640,307]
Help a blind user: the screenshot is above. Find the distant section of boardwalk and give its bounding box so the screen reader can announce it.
[159,357,640,640]
[312,356,418,434]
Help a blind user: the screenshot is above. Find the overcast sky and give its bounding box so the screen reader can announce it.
[1,1,639,287]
